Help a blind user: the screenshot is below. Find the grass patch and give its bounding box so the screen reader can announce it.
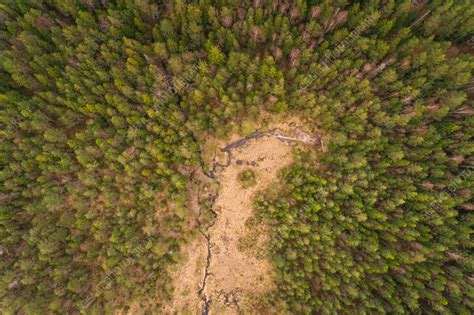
[237,169,257,188]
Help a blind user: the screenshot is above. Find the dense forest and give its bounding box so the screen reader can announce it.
[0,0,473,314]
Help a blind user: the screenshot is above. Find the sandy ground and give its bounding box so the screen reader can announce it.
[203,135,293,314]
[162,117,318,314]
[162,134,295,314]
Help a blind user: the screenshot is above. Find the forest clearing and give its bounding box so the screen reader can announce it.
[164,121,319,314]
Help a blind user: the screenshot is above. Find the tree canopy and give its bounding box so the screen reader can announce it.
[0,0,473,314]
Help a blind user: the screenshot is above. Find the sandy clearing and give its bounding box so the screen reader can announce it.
[202,135,293,314]
[162,134,295,314]
[163,117,318,314]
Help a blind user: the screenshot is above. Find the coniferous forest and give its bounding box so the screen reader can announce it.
[0,0,473,314]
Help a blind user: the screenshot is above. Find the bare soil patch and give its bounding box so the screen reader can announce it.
[203,135,293,314]
[163,118,318,314]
